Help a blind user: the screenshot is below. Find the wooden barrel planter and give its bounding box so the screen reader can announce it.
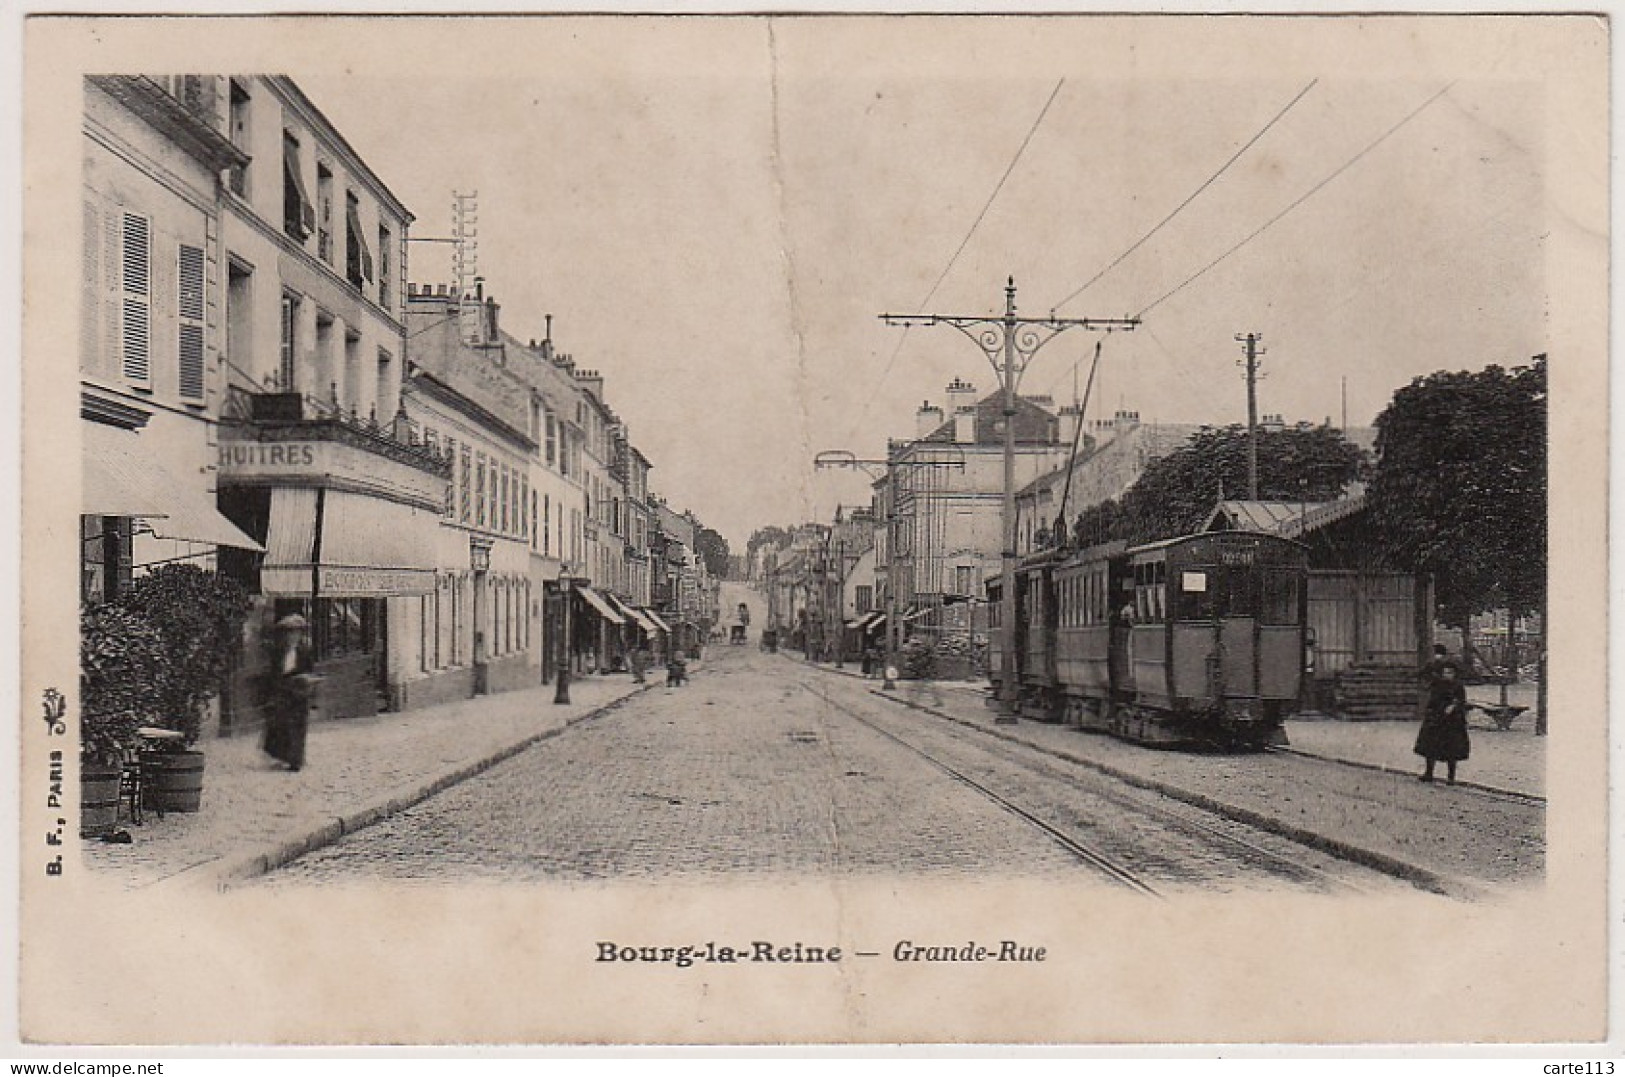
[140,750,206,813]
[79,763,123,838]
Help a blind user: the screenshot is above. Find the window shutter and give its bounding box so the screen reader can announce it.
[177,242,206,400]
[102,211,120,380]
[120,213,150,383]
[82,201,99,365]
[178,244,204,321]
[179,324,205,400]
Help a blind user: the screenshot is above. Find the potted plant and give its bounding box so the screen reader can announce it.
[115,565,251,813]
[78,603,167,836]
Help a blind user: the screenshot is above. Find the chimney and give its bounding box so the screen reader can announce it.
[916,399,945,439]
[575,367,604,400]
[473,276,485,301]
[946,378,978,444]
[1058,403,1082,447]
[485,295,499,341]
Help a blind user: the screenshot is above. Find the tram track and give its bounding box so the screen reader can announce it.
[795,665,1484,896]
[802,677,1387,897]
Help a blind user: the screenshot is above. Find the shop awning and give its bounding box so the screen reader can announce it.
[83,423,263,550]
[641,608,672,635]
[846,611,882,631]
[260,487,435,597]
[576,585,624,624]
[604,595,659,636]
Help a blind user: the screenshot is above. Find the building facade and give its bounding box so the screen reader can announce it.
[403,284,541,707]
[208,75,443,729]
[81,76,265,630]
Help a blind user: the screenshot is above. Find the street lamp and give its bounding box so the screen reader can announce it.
[882,278,1137,721]
[554,574,586,705]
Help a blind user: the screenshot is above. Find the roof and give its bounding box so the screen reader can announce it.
[1203,487,1368,539]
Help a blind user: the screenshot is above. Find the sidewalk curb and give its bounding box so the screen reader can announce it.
[1269,745,1544,804]
[165,683,655,891]
[867,686,1483,901]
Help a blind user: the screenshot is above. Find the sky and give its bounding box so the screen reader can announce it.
[286,16,1573,550]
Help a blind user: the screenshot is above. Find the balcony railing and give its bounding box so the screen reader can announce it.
[223,385,449,477]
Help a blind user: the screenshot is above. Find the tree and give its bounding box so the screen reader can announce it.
[1367,357,1546,632]
[1070,424,1368,546]
[746,525,794,563]
[694,526,731,580]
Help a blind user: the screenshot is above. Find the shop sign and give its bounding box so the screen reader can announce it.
[317,566,435,596]
[219,441,326,476]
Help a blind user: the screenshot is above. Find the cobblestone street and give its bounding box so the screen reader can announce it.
[265,641,1408,893]
[265,647,1094,884]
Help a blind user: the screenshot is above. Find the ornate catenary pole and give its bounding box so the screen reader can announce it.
[882,278,1136,721]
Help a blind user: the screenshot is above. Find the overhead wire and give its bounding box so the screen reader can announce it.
[1133,82,1457,320]
[843,78,1068,445]
[1051,78,1320,313]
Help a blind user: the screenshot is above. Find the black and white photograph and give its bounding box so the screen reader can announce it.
[13,11,1611,1049]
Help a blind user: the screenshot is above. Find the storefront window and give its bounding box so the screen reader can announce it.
[312,597,378,659]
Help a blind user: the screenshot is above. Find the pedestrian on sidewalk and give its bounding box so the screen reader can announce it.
[1415,659,1469,784]
[262,613,315,772]
[666,653,687,688]
[629,645,647,685]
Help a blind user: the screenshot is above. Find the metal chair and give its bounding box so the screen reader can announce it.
[117,745,144,826]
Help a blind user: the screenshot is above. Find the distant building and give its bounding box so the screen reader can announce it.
[882,378,1072,635]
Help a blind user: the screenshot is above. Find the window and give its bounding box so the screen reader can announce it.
[545,411,557,468]
[283,132,314,242]
[499,466,510,534]
[376,348,393,421]
[313,597,378,659]
[226,260,252,376]
[377,223,392,309]
[460,446,472,524]
[228,80,250,197]
[177,244,205,401]
[543,495,551,557]
[344,191,372,291]
[475,453,487,527]
[442,437,456,519]
[278,292,300,392]
[316,162,334,263]
[119,212,150,384]
[955,565,974,600]
[855,585,872,614]
[1261,572,1300,626]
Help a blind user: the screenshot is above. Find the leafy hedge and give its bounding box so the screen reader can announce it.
[79,566,251,758]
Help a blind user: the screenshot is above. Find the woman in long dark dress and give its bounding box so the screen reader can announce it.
[262,614,314,771]
[1415,660,1470,784]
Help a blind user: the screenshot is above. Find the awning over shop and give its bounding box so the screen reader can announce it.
[641,608,672,635]
[260,487,435,597]
[621,605,660,636]
[845,611,883,631]
[576,585,624,624]
[83,423,264,550]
